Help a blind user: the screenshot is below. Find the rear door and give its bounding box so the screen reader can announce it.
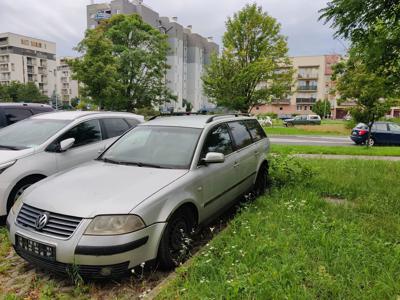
[227,121,257,194]
[388,123,400,145]
[53,119,107,171]
[372,123,390,144]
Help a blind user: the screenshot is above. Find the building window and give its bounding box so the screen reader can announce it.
[280,107,283,110]
[297,105,301,111]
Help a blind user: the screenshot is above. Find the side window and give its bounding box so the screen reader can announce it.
[201,124,233,158]
[125,118,140,127]
[102,118,130,139]
[245,120,266,142]
[228,121,253,150]
[3,108,32,125]
[375,123,388,131]
[59,119,101,148]
[389,123,400,132]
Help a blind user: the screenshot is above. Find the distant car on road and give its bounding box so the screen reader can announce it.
[0,103,54,128]
[283,114,321,127]
[278,114,293,121]
[0,111,143,218]
[350,122,400,146]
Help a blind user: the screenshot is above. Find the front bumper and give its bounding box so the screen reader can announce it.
[7,210,166,278]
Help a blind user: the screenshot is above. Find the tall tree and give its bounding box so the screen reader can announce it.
[203,4,293,113]
[333,51,395,146]
[0,81,48,103]
[320,0,400,94]
[69,14,175,111]
[312,99,331,119]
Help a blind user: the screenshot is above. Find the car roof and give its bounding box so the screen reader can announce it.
[31,111,144,121]
[143,114,256,129]
[0,102,53,108]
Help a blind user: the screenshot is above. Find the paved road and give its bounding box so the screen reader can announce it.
[269,135,353,146]
[294,154,400,161]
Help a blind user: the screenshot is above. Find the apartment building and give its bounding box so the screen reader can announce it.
[254,55,345,118]
[86,0,219,112]
[56,57,79,104]
[0,32,56,98]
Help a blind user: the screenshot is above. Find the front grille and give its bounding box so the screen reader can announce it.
[16,204,82,239]
[15,247,130,279]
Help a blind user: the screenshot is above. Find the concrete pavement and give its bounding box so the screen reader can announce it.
[269,135,353,147]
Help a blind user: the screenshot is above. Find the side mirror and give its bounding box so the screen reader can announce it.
[59,138,75,152]
[202,152,225,164]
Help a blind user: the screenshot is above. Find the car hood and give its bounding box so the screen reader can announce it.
[0,148,35,164]
[23,161,188,218]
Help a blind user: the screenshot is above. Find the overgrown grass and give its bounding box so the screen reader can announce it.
[271,144,400,157]
[265,123,349,136]
[0,227,11,274]
[158,159,400,299]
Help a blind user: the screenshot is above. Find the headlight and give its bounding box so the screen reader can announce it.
[0,160,16,174]
[11,196,23,215]
[84,215,146,236]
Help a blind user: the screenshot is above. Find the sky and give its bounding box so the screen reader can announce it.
[0,0,347,57]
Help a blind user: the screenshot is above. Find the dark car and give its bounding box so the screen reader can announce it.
[350,122,400,146]
[284,114,321,126]
[0,103,54,129]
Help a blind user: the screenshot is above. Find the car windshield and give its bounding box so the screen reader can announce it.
[0,119,70,150]
[101,126,202,169]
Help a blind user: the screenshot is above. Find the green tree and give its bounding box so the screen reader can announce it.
[333,52,394,146]
[69,14,175,111]
[203,4,293,113]
[312,99,331,118]
[0,81,48,103]
[320,0,400,93]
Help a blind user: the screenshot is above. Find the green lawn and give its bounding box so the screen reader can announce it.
[264,122,349,136]
[158,159,400,299]
[271,144,400,157]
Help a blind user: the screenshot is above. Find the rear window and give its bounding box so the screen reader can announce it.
[245,119,266,142]
[355,123,368,130]
[125,118,140,127]
[3,108,32,125]
[228,121,253,150]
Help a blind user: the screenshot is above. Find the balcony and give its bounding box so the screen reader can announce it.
[271,98,291,105]
[27,66,35,74]
[297,85,318,92]
[26,58,37,66]
[298,73,319,80]
[0,55,9,63]
[296,98,317,104]
[0,64,9,72]
[38,67,47,75]
[28,75,37,82]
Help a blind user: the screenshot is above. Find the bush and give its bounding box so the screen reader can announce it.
[256,112,278,119]
[135,107,160,118]
[268,154,314,187]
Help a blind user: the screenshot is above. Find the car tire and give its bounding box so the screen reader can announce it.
[157,207,195,270]
[367,138,375,147]
[254,163,268,197]
[7,175,44,213]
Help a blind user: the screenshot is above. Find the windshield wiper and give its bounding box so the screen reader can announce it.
[0,145,23,151]
[100,158,123,165]
[120,161,167,169]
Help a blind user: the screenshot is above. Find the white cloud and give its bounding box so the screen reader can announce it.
[0,0,347,57]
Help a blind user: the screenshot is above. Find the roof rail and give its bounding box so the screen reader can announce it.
[205,113,251,124]
[148,111,207,121]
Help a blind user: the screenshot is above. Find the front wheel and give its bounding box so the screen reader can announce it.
[157,207,195,270]
[7,176,44,213]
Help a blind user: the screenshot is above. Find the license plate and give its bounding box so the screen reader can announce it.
[15,235,56,261]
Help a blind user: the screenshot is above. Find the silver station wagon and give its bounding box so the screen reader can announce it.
[7,114,270,278]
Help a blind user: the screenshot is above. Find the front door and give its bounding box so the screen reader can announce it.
[388,123,400,145]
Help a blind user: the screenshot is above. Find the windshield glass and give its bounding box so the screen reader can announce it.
[0,119,70,150]
[102,126,202,169]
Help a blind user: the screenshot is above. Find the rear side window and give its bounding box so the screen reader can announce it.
[3,108,32,125]
[228,121,253,150]
[102,118,130,139]
[125,118,140,127]
[389,123,400,132]
[245,120,266,142]
[373,123,388,131]
[201,124,233,157]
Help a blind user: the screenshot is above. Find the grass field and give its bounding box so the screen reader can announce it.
[264,123,349,136]
[158,159,400,299]
[271,144,400,157]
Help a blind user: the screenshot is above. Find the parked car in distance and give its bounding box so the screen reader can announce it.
[278,114,293,121]
[0,103,54,128]
[0,111,144,218]
[283,114,321,126]
[7,114,270,278]
[257,116,273,127]
[350,122,400,146]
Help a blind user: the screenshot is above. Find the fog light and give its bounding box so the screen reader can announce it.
[100,267,112,276]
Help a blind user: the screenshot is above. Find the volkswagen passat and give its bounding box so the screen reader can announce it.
[0,111,143,219]
[7,115,269,278]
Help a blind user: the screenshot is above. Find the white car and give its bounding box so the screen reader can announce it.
[0,111,143,219]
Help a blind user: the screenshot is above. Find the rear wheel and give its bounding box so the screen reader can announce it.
[158,207,195,270]
[7,176,44,213]
[367,138,375,147]
[253,163,268,197]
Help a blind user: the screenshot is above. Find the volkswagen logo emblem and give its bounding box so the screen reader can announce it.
[35,212,49,230]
